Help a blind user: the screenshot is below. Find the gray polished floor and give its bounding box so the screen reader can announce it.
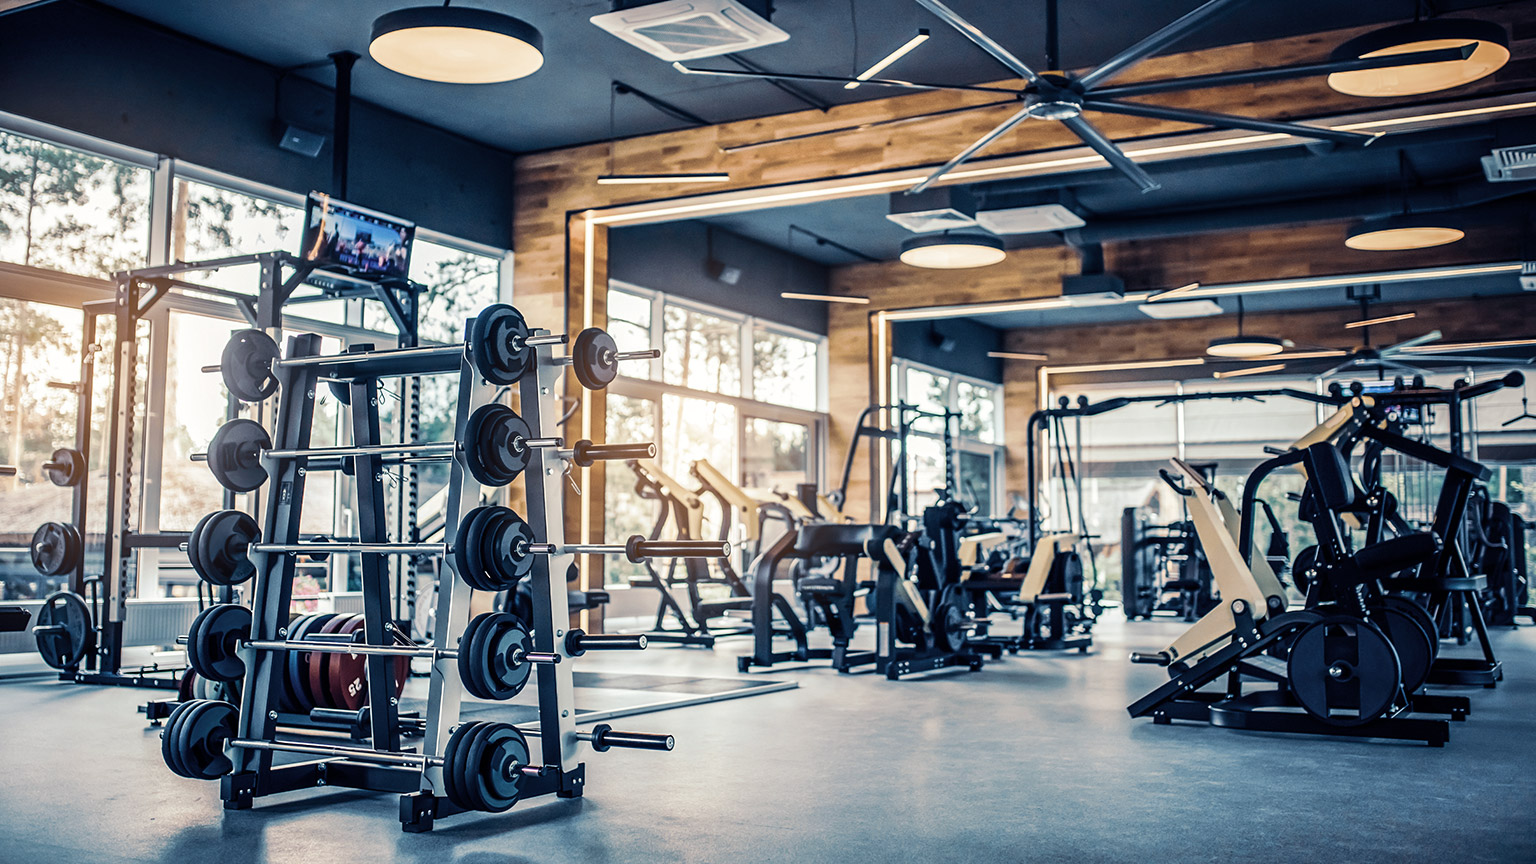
[3,616,1533,863]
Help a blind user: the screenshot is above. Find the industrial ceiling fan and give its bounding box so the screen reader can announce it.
[673,0,1483,193]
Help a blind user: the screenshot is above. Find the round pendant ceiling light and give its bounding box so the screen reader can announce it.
[1207,335,1286,358]
[370,4,544,84]
[1345,214,1464,251]
[899,234,1006,269]
[1207,296,1284,358]
[1327,18,1509,97]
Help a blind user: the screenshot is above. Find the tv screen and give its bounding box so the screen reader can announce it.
[300,192,415,280]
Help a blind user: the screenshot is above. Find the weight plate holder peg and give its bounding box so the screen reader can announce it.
[30,521,82,577]
[33,589,91,670]
[1286,615,1403,727]
[42,447,86,487]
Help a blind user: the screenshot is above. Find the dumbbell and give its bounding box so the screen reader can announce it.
[210,304,656,402]
[195,405,654,492]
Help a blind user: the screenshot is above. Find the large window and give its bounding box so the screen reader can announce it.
[888,358,1004,518]
[0,115,512,603]
[601,281,827,586]
[0,129,152,278]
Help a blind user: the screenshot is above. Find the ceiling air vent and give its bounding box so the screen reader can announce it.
[1481,144,1536,182]
[591,1,789,62]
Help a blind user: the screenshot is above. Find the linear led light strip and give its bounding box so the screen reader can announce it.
[846,30,929,90]
[1213,363,1288,379]
[589,96,1536,228]
[1403,337,1536,354]
[1345,311,1416,329]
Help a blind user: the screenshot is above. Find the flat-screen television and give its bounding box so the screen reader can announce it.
[300,192,415,281]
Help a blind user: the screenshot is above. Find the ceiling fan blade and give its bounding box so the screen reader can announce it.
[670,63,1020,95]
[722,99,1020,153]
[1089,44,1474,100]
[914,0,1041,83]
[1321,357,1362,378]
[1381,330,1443,354]
[1060,115,1161,192]
[1394,354,1523,365]
[908,106,1034,194]
[1083,99,1378,146]
[1077,0,1251,90]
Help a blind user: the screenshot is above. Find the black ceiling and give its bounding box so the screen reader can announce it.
[89,0,1502,153]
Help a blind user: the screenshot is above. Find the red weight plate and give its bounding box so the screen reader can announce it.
[327,615,370,711]
[308,613,356,710]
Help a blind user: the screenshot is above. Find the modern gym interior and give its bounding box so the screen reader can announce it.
[2,1,1535,861]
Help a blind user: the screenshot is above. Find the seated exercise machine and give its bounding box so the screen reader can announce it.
[741,521,985,679]
[624,458,754,647]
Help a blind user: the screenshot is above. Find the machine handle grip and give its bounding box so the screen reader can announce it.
[1158,470,1191,497]
[624,537,731,562]
[1129,651,1171,666]
[1458,371,1523,401]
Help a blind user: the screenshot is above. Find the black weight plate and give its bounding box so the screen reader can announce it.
[570,328,618,391]
[469,304,534,386]
[188,604,251,682]
[443,721,483,812]
[1371,604,1434,694]
[484,616,533,700]
[30,522,81,577]
[45,447,86,487]
[457,612,492,700]
[195,510,260,586]
[484,507,536,587]
[1380,595,1438,662]
[1287,616,1401,727]
[221,329,280,402]
[464,404,523,487]
[178,699,237,779]
[460,720,498,812]
[473,723,528,812]
[452,506,491,590]
[33,589,90,669]
[935,602,967,654]
[162,700,196,777]
[206,419,271,493]
[173,700,209,779]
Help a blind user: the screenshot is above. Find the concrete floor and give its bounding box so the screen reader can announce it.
[2,616,1533,863]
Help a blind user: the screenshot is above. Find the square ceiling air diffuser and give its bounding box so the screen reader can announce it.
[591,1,789,62]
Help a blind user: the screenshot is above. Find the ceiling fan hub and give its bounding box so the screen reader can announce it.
[1022,74,1084,120]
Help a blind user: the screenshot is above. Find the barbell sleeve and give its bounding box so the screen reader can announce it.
[533,537,730,562]
[577,724,675,753]
[561,440,657,467]
[565,630,647,656]
[554,348,659,366]
[0,465,15,477]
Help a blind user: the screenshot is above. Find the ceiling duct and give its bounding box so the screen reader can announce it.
[886,187,978,233]
[591,0,787,62]
[1483,144,1536,182]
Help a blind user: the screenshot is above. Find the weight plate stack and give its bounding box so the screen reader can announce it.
[33,590,91,670]
[44,447,86,487]
[221,329,281,402]
[1287,616,1402,726]
[469,304,535,386]
[161,699,237,780]
[453,506,534,591]
[323,615,411,711]
[30,522,82,577]
[570,328,619,391]
[191,510,260,585]
[463,404,532,487]
[308,613,357,710]
[458,612,534,701]
[205,419,271,493]
[187,604,252,683]
[443,721,530,813]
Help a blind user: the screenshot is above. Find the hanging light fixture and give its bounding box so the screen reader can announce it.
[899,233,1006,269]
[370,3,544,84]
[1207,296,1285,358]
[1345,213,1464,250]
[1327,18,1509,97]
